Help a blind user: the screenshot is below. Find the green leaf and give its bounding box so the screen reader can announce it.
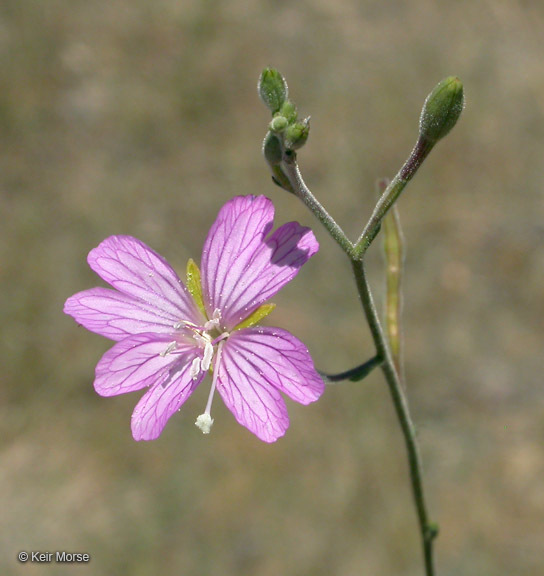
[233,303,276,331]
[186,259,207,318]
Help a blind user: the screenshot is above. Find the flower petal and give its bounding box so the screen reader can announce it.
[87,235,200,325]
[131,357,205,441]
[94,333,198,397]
[64,287,183,341]
[226,327,324,404]
[201,196,272,323]
[216,352,289,442]
[201,196,318,330]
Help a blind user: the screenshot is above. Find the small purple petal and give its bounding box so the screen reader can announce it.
[201,196,319,330]
[94,332,198,397]
[86,236,200,325]
[64,287,184,341]
[226,327,324,404]
[131,357,205,441]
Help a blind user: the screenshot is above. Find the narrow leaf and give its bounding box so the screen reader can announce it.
[319,355,382,383]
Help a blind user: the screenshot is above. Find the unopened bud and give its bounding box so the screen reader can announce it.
[269,115,288,133]
[284,117,310,150]
[278,100,298,124]
[419,76,464,144]
[258,68,288,114]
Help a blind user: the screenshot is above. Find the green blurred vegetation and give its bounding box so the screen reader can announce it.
[1,1,543,574]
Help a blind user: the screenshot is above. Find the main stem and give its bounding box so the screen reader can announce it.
[279,153,436,574]
[351,259,436,576]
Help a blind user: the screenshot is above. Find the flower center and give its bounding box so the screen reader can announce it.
[165,308,230,436]
[177,308,228,378]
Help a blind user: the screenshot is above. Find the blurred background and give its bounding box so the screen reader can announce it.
[1,1,543,574]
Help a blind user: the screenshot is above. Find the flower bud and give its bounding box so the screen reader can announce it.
[269,115,288,134]
[258,68,288,114]
[262,131,283,165]
[284,117,310,150]
[278,100,298,124]
[419,76,464,144]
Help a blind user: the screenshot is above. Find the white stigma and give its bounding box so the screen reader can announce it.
[195,413,214,434]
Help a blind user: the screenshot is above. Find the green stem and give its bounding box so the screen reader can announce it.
[280,152,354,255]
[351,259,436,576]
[353,137,434,260]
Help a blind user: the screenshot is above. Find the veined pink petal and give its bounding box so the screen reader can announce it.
[87,236,200,325]
[220,221,318,328]
[225,327,324,404]
[201,196,318,330]
[131,356,205,441]
[215,326,323,442]
[201,196,272,322]
[64,287,183,341]
[94,333,198,397]
[217,355,289,442]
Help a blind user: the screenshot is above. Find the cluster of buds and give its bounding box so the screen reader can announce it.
[258,68,311,172]
[259,68,464,195]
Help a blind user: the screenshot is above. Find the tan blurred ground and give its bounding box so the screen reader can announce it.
[1,1,543,574]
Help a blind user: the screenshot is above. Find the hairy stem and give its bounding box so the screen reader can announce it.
[353,137,434,260]
[281,152,354,255]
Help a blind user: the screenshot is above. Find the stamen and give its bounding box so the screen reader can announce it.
[174,320,197,330]
[159,341,177,357]
[212,331,230,345]
[192,331,210,347]
[201,341,214,371]
[189,357,201,379]
[204,308,222,331]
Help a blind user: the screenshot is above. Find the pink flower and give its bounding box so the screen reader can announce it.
[64,195,324,442]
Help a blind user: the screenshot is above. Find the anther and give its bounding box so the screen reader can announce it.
[201,341,214,371]
[204,308,222,331]
[189,357,201,379]
[159,341,177,357]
